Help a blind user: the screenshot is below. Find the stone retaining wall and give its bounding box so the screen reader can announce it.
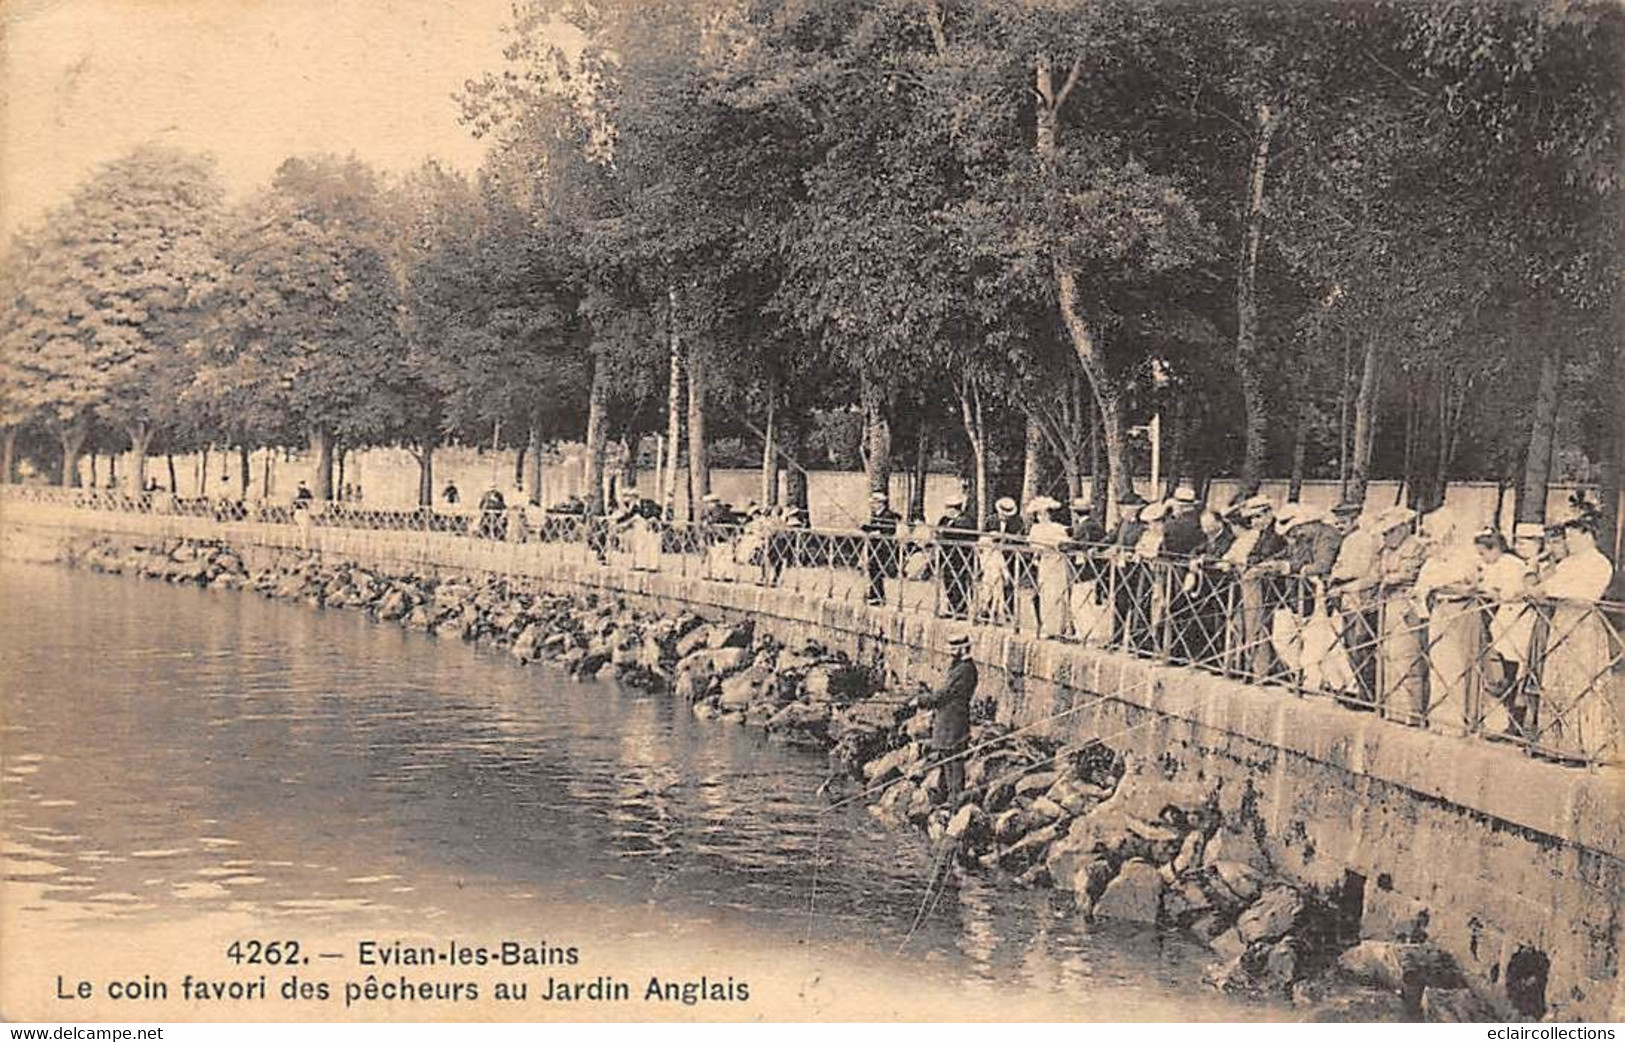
[3,504,1620,1021]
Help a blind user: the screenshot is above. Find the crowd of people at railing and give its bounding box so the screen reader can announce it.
[6,477,1619,765]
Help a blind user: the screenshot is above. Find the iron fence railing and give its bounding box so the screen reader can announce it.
[5,484,1619,766]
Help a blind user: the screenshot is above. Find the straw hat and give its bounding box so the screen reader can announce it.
[1374,505,1417,532]
[994,497,1018,516]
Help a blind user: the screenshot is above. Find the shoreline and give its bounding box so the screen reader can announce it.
[23,530,1520,1024]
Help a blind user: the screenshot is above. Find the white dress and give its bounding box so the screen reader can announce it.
[1535,549,1616,761]
[1412,545,1483,732]
[1488,553,1539,665]
[974,535,1010,623]
[1030,519,1070,638]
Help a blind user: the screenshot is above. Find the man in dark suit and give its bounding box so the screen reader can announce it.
[916,634,978,799]
[1161,484,1206,557]
[861,491,902,605]
[935,493,977,618]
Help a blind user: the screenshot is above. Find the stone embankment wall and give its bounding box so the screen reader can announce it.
[2,505,1621,1021]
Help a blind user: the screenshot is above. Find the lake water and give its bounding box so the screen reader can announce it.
[0,562,1284,1021]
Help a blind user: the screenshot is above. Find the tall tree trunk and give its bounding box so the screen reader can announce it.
[664,285,685,519]
[1235,102,1280,497]
[622,435,640,496]
[781,419,809,513]
[584,355,610,516]
[1166,396,1189,493]
[1602,338,1625,566]
[1398,383,1418,507]
[1054,265,1131,517]
[1346,338,1382,507]
[88,452,99,489]
[957,375,990,530]
[1089,400,1107,511]
[513,439,527,490]
[909,421,929,521]
[525,422,544,507]
[686,340,710,517]
[1020,415,1046,507]
[1,426,16,485]
[166,453,177,494]
[761,380,779,508]
[308,427,334,501]
[200,449,210,497]
[861,374,891,499]
[1338,335,1353,491]
[1516,346,1562,525]
[126,423,152,496]
[416,443,435,508]
[334,448,344,500]
[1287,409,1308,503]
[1036,55,1128,519]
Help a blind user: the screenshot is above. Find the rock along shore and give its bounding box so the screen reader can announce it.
[60,534,1507,1023]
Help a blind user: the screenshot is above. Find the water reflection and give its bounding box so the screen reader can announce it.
[1,562,1278,1020]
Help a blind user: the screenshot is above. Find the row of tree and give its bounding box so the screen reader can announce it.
[2,0,1621,553]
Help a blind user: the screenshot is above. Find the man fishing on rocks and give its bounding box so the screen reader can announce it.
[913,634,978,802]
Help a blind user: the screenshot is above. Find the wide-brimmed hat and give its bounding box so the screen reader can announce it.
[946,634,972,650]
[1374,505,1416,532]
[1281,507,1332,533]
[1240,493,1275,515]
[1172,484,1198,503]
[1331,499,1363,517]
[702,492,721,503]
[1070,497,1092,513]
[1513,522,1546,540]
[944,493,966,508]
[994,497,1017,515]
[1119,491,1148,507]
[1026,496,1060,515]
[1139,501,1170,522]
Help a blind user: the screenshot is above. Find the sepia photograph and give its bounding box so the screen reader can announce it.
[0,0,1621,1029]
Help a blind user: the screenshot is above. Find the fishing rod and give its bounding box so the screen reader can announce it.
[818,622,1297,818]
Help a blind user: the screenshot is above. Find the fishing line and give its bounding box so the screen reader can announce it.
[817,624,1287,818]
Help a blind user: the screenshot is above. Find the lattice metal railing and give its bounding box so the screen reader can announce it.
[6,485,1617,765]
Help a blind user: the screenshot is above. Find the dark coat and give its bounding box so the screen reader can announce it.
[990,513,1025,540]
[1115,518,1148,548]
[1241,525,1286,566]
[1161,508,1205,557]
[936,511,977,543]
[919,656,977,752]
[1069,517,1107,546]
[1288,521,1343,577]
[1201,527,1236,560]
[862,508,902,537]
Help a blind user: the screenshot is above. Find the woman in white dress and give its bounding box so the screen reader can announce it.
[1470,530,1527,732]
[1407,516,1479,732]
[1488,523,1546,735]
[1027,497,1070,639]
[1531,519,1617,762]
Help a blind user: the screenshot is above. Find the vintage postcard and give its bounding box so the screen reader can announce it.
[1,0,1620,1029]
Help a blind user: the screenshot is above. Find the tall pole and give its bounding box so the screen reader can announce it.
[1149,412,1162,500]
